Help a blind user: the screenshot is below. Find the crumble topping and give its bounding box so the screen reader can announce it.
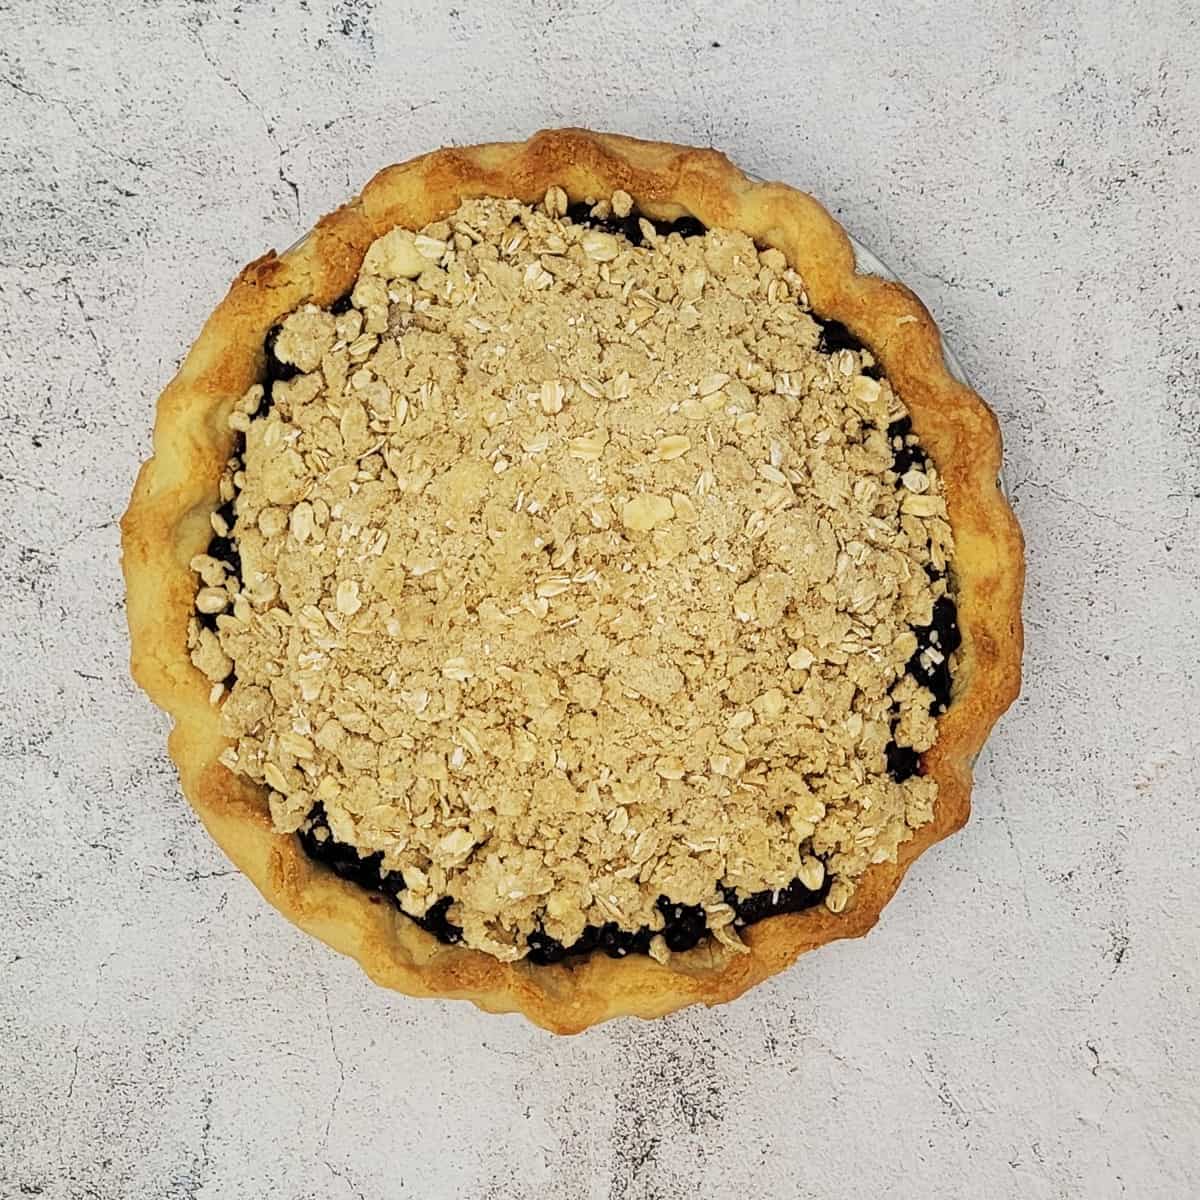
[187,192,955,962]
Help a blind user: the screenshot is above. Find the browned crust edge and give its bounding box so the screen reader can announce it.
[120,128,1025,1034]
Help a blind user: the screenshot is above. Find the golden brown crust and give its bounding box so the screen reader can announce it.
[121,129,1024,1034]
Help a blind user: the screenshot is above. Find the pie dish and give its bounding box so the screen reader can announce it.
[121,129,1023,1033]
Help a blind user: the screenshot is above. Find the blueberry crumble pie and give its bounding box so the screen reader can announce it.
[122,130,1023,1032]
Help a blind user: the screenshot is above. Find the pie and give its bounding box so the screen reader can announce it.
[121,129,1023,1033]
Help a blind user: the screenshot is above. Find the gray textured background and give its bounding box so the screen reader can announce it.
[2,1,1197,1197]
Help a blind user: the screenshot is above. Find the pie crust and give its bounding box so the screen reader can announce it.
[121,129,1024,1033]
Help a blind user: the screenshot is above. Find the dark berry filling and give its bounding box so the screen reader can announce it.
[297,807,388,890]
[882,418,960,715]
[565,200,707,247]
[722,876,832,924]
[262,325,300,385]
[814,316,863,356]
[887,416,927,477]
[879,417,960,766]
[329,290,355,315]
[196,327,293,621]
[207,204,956,962]
[884,741,921,784]
[298,804,464,944]
[906,596,961,717]
[809,314,884,379]
[299,807,833,961]
[416,896,463,945]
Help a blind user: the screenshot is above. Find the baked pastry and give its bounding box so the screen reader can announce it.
[121,129,1023,1033]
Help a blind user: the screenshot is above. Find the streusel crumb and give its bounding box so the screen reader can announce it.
[189,192,954,961]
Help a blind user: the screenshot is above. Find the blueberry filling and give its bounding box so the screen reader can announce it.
[298,804,464,944]
[262,324,300,386]
[203,532,241,579]
[297,807,388,890]
[906,595,960,717]
[814,315,863,356]
[884,741,921,784]
[880,417,960,759]
[207,204,956,961]
[887,415,929,477]
[565,200,707,247]
[299,809,832,961]
[527,921,648,965]
[722,876,831,925]
[196,330,292,624]
[297,800,833,962]
[417,896,463,945]
[816,317,883,379]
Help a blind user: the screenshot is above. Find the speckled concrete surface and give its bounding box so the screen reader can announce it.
[1,1,1197,1197]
